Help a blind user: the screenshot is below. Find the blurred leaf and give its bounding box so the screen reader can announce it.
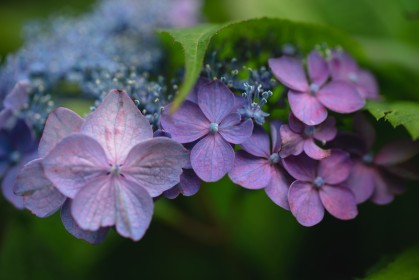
[366,101,419,140]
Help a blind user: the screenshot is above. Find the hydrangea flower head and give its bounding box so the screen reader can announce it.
[268,51,365,125]
[161,80,253,182]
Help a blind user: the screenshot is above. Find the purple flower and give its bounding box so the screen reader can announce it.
[160,80,253,182]
[228,122,290,209]
[283,150,357,226]
[280,113,337,160]
[342,114,419,204]
[0,80,30,129]
[41,90,188,241]
[268,51,365,125]
[329,50,379,100]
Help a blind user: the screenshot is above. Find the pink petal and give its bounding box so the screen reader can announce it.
[43,134,109,198]
[197,80,235,123]
[228,151,271,189]
[317,81,365,114]
[81,90,153,162]
[219,114,253,144]
[319,185,358,220]
[15,159,66,217]
[270,121,283,153]
[288,181,324,226]
[61,199,109,244]
[279,125,304,158]
[122,138,189,197]
[283,154,316,181]
[354,113,375,150]
[241,125,271,158]
[190,134,235,182]
[329,51,358,80]
[288,91,327,126]
[374,140,419,166]
[268,57,309,92]
[357,70,379,99]
[160,101,210,143]
[344,160,375,203]
[39,108,84,158]
[288,113,305,134]
[304,138,331,160]
[71,176,153,241]
[307,51,329,86]
[313,116,337,142]
[318,150,352,185]
[264,167,290,210]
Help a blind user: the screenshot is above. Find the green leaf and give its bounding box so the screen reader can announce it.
[366,101,419,140]
[160,17,363,111]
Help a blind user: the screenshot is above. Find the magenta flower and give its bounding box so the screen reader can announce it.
[329,50,379,100]
[160,80,253,182]
[268,51,365,125]
[283,150,357,226]
[228,122,290,209]
[280,113,337,160]
[40,90,188,241]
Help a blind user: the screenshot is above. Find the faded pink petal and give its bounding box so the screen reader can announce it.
[241,125,271,158]
[318,150,352,185]
[374,140,419,166]
[279,125,304,158]
[264,167,290,210]
[317,81,365,113]
[304,138,331,160]
[283,154,316,181]
[219,113,253,144]
[288,91,327,126]
[307,51,329,86]
[319,185,357,220]
[268,57,309,92]
[313,116,337,142]
[345,160,375,203]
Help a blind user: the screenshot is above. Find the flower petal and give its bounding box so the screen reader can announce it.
[319,185,357,220]
[374,140,419,166]
[264,167,290,210]
[4,80,30,112]
[288,181,324,226]
[2,166,24,209]
[71,176,153,241]
[329,50,358,80]
[318,150,352,185]
[191,134,235,182]
[317,81,365,113]
[43,134,109,198]
[370,170,405,205]
[304,138,331,160]
[122,137,189,197]
[283,154,316,181]
[39,108,84,158]
[279,125,304,158]
[240,125,271,158]
[344,160,375,203]
[61,199,109,244]
[163,169,201,199]
[160,101,210,143]
[15,159,66,217]
[357,70,379,99]
[268,57,309,92]
[186,77,211,103]
[81,90,153,162]
[219,113,253,144]
[270,121,283,153]
[307,51,329,86]
[288,113,305,134]
[198,80,235,123]
[353,113,375,150]
[228,151,271,189]
[288,91,327,126]
[313,116,337,142]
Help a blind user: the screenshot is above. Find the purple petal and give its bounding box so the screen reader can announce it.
[354,113,375,150]
[313,116,337,142]
[43,134,109,198]
[228,151,271,189]
[240,125,271,158]
[317,81,365,113]
[15,159,66,217]
[319,185,357,220]
[264,167,290,210]
[329,51,358,80]
[190,134,235,182]
[0,109,13,130]
[288,91,327,126]
[283,154,317,181]
[186,77,211,103]
[123,138,189,197]
[356,70,379,99]
[370,170,403,205]
[344,160,375,203]
[268,57,309,92]
[12,119,36,153]
[39,108,84,158]
[270,121,283,153]
[307,51,329,86]
[163,170,201,199]
[288,113,305,134]
[160,101,210,143]
[61,199,109,244]
[198,80,235,123]
[2,166,24,209]
[4,80,30,112]
[81,90,153,162]
[71,177,153,241]
[318,150,352,185]
[288,181,324,226]
[219,114,253,144]
[374,140,419,166]
[279,125,304,158]
[304,138,331,160]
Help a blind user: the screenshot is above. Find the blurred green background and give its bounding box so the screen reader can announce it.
[1,0,419,279]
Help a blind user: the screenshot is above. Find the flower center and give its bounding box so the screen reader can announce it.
[269,153,280,164]
[304,126,315,137]
[110,164,122,176]
[209,123,219,134]
[362,152,374,164]
[309,83,319,94]
[313,176,325,188]
[9,151,21,163]
[348,72,358,83]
